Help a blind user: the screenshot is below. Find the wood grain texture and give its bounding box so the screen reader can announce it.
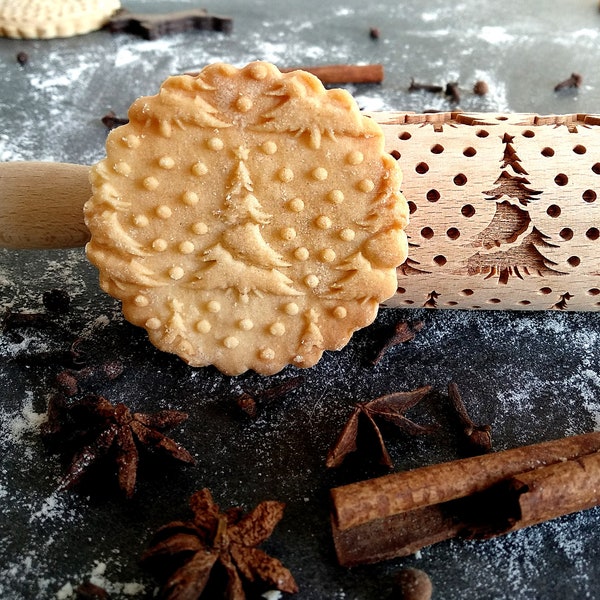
[2,112,600,310]
[0,161,90,249]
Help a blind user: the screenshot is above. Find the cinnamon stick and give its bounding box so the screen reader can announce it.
[280,64,384,84]
[330,431,600,566]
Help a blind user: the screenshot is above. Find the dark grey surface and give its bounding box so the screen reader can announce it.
[2,1,600,598]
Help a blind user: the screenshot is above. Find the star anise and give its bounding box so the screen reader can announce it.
[141,488,298,599]
[326,386,436,469]
[42,393,195,498]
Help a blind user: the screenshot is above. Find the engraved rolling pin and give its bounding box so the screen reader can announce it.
[1,112,599,311]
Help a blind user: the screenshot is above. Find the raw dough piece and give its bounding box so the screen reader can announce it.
[0,0,120,39]
[84,62,408,375]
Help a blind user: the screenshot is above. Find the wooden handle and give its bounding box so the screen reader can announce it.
[372,111,600,311]
[0,161,90,249]
[2,112,600,310]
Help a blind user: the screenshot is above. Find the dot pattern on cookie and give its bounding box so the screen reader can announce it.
[0,0,121,39]
[84,61,408,375]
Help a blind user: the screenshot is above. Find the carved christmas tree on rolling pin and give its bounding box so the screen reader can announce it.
[465,133,565,285]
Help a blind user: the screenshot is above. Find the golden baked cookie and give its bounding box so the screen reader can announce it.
[0,0,120,39]
[84,61,408,375]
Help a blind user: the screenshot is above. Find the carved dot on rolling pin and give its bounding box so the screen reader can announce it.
[280,227,297,241]
[152,238,168,251]
[320,248,336,262]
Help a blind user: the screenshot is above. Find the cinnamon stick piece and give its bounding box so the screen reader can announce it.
[330,431,600,566]
[280,64,384,84]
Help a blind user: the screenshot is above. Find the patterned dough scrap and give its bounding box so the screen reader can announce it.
[84,62,408,375]
[0,0,120,39]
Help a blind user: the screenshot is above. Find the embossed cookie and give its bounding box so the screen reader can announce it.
[0,0,120,39]
[84,61,408,375]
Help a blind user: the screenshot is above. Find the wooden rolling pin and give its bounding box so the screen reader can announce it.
[1,112,599,310]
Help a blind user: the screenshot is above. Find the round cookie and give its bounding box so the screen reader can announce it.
[84,61,408,375]
[0,0,120,39]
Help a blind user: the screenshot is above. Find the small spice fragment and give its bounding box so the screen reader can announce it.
[42,394,194,498]
[74,581,110,599]
[554,72,582,91]
[326,386,436,468]
[101,111,129,130]
[42,288,71,313]
[1,308,50,332]
[16,51,28,66]
[447,382,492,455]
[237,376,304,418]
[408,79,443,93]
[393,568,433,600]
[473,80,489,95]
[444,81,460,103]
[369,27,380,40]
[142,488,298,599]
[55,361,124,396]
[370,320,424,365]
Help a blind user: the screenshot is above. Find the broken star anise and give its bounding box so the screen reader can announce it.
[42,393,195,498]
[326,386,436,469]
[141,488,298,599]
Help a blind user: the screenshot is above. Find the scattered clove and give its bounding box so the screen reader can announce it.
[408,78,443,93]
[1,309,50,332]
[16,51,28,66]
[444,81,461,103]
[554,72,582,91]
[369,27,380,40]
[370,320,424,365]
[101,111,129,130]
[237,376,304,418]
[74,581,109,599]
[447,382,492,455]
